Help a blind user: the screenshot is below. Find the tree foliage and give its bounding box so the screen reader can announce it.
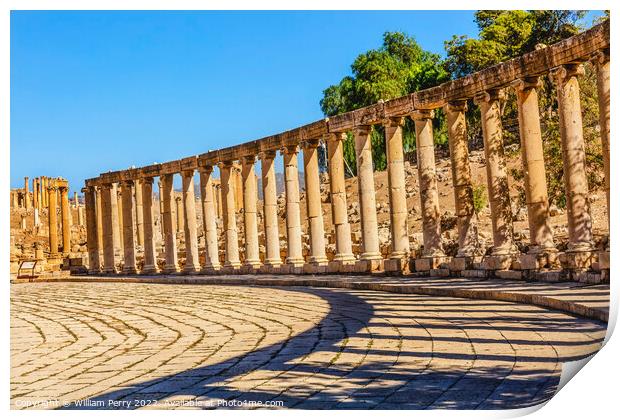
[319,11,606,208]
[320,32,449,175]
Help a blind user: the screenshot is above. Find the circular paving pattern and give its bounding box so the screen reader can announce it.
[11,282,605,410]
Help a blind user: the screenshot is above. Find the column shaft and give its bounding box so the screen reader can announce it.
[412,111,445,256]
[100,184,118,273]
[514,78,555,252]
[384,118,410,260]
[303,140,328,264]
[475,90,516,255]
[95,187,104,259]
[160,174,179,272]
[84,186,100,273]
[327,133,355,263]
[182,170,201,273]
[552,64,593,251]
[261,151,282,267]
[121,181,137,274]
[141,178,158,273]
[60,187,71,254]
[134,178,144,246]
[24,177,30,210]
[241,157,261,268]
[282,146,305,266]
[445,101,478,256]
[220,163,241,268]
[48,185,59,258]
[111,183,122,254]
[354,126,381,261]
[199,167,221,270]
[594,50,610,230]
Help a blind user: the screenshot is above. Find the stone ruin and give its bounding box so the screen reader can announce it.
[79,21,609,283]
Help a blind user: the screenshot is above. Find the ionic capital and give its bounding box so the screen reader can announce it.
[198,165,214,175]
[550,63,585,85]
[591,48,610,66]
[444,100,468,114]
[382,116,404,128]
[511,76,541,92]
[218,160,235,169]
[301,138,321,150]
[326,132,347,143]
[409,109,434,121]
[181,169,195,178]
[280,144,299,155]
[353,125,372,136]
[473,88,505,105]
[240,155,257,165]
[259,150,277,161]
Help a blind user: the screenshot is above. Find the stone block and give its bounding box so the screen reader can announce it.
[430,268,450,277]
[534,270,564,283]
[449,256,478,272]
[598,251,610,270]
[518,254,539,270]
[482,254,514,271]
[303,263,328,274]
[414,256,448,272]
[495,270,523,280]
[384,257,410,274]
[559,251,593,270]
[354,259,383,273]
[461,269,487,278]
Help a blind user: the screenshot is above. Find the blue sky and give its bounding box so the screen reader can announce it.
[10,10,603,194]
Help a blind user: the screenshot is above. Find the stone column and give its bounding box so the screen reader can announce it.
[60,187,71,254]
[214,183,223,219]
[241,156,261,270]
[84,186,100,273]
[120,180,137,274]
[303,139,328,270]
[160,173,179,273]
[199,166,221,271]
[475,89,517,270]
[100,184,117,273]
[260,151,282,269]
[281,145,305,269]
[551,64,594,266]
[73,191,78,207]
[47,185,60,257]
[134,178,144,247]
[445,101,478,261]
[593,50,610,231]
[41,177,48,208]
[175,196,184,234]
[111,183,122,254]
[140,177,159,274]
[95,187,104,259]
[411,110,446,270]
[181,169,201,273]
[354,126,382,271]
[77,206,84,226]
[24,177,30,210]
[233,163,244,212]
[33,178,39,210]
[116,185,124,247]
[220,162,241,269]
[11,191,18,208]
[514,77,555,257]
[384,117,410,272]
[326,133,356,269]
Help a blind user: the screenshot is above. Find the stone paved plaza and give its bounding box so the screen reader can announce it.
[11,282,606,410]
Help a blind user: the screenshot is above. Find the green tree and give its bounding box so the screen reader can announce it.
[320,32,449,175]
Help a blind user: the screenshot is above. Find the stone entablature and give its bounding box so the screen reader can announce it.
[81,21,610,282]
